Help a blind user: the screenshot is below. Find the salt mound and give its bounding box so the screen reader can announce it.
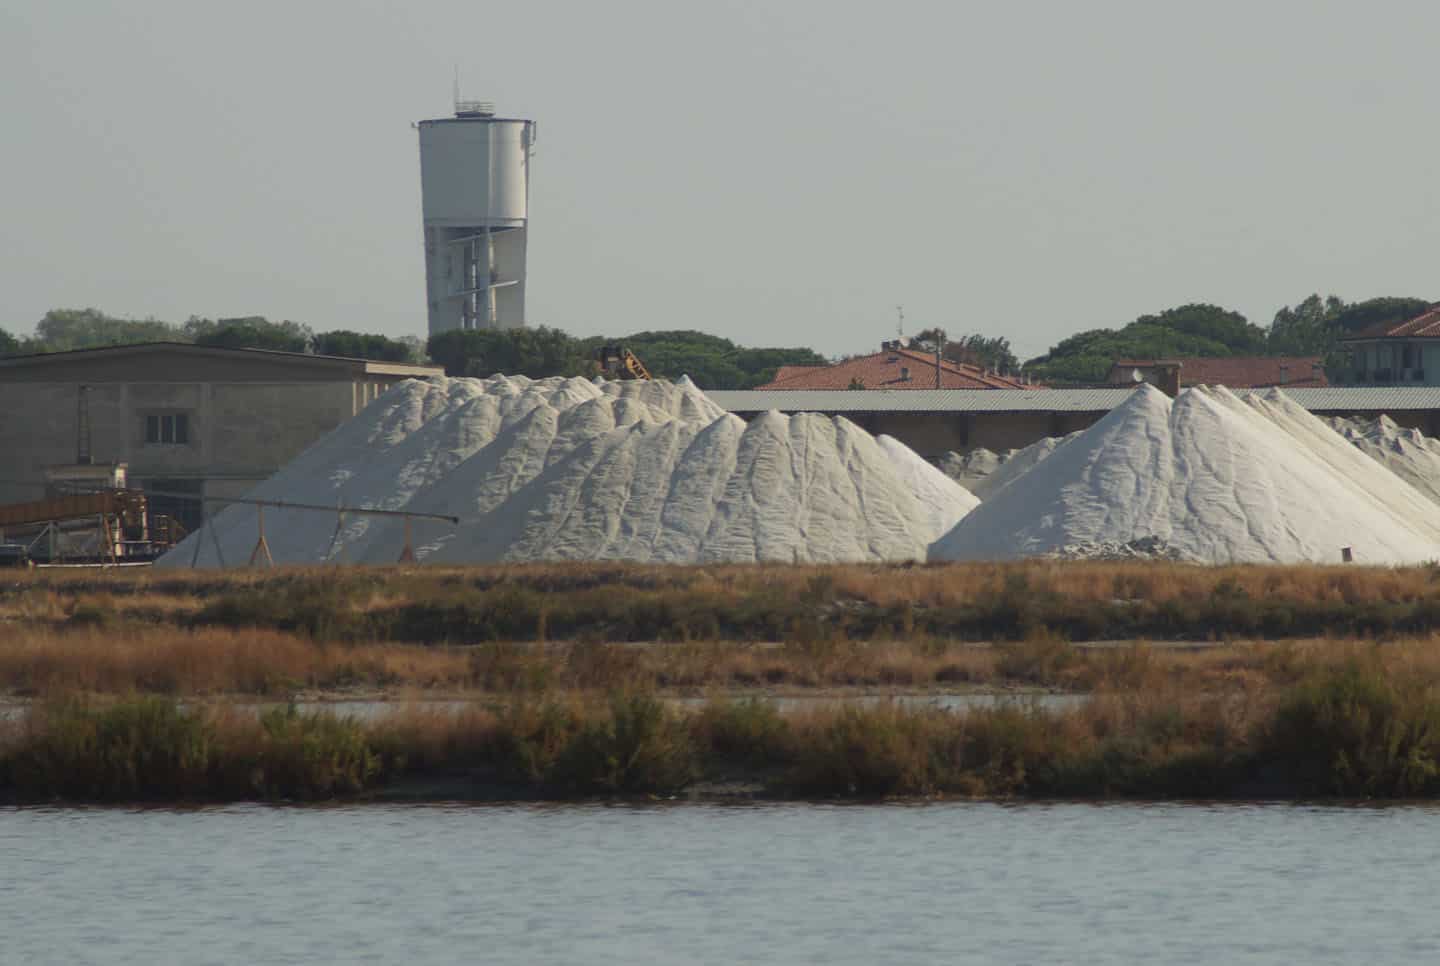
[933,448,1006,491]
[1328,415,1440,508]
[877,436,980,538]
[930,384,1440,564]
[969,432,1079,501]
[160,376,977,567]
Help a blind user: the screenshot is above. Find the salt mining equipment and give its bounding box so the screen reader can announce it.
[418,100,536,335]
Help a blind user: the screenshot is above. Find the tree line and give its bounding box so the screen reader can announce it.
[425,328,828,389]
[0,308,423,363]
[7,295,1433,388]
[0,310,829,389]
[1023,296,1433,385]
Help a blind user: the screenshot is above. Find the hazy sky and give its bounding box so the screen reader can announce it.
[4,0,1438,361]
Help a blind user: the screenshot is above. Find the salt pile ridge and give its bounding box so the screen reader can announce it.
[929,384,1440,564]
[1328,415,1440,507]
[968,432,1078,501]
[161,375,977,567]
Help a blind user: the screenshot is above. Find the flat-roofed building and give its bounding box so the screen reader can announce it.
[0,343,442,527]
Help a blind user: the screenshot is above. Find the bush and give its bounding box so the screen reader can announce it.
[693,698,791,765]
[548,692,696,795]
[4,697,215,801]
[252,706,382,799]
[1268,661,1440,797]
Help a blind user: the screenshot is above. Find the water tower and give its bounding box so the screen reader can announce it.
[417,101,536,335]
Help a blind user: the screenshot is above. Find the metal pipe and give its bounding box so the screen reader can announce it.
[131,489,460,525]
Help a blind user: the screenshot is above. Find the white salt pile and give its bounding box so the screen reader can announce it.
[1328,415,1440,507]
[160,375,978,567]
[929,384,1440,564]
[932,448,1007,491]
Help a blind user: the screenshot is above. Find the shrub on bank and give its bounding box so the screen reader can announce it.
[10,667,1440,803]
[0,698,385,803]
[1266,661,1440,797]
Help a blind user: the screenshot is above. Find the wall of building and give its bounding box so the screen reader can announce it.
[806,410,1108,459]
[0,380,360,510]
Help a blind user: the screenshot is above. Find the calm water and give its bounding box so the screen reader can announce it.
[4,803,1440,964]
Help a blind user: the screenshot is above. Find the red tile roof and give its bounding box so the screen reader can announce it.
[757,347,1030,390]
[1343,305,1440,340]
[1108,357,1327,389]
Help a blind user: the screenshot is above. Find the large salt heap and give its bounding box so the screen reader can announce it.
[161,375,978,567]
[929,384,1440,564]
[1328,415,1440,508]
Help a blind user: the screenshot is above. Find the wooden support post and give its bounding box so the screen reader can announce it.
[398,515,416,563]
[248,505,275,568]
[325,508,346,563]
[206,513,228,568]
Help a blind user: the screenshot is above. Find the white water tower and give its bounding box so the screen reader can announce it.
[417,101,536,335]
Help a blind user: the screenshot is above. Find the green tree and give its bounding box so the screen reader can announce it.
[30,308,181,351]
[313,330,416,362]
[427,327,589,378]
[1331,297,1432,336]
[189,317,312,353]
[579,330,826,388]
[1268,295,1347,356]
[1024,303,1266,384]
[910,328,1020,374]
[0,328,19,356]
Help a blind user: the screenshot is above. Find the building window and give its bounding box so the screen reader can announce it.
[145,413,190,445]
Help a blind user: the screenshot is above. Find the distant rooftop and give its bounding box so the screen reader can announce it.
[1342,304,1440,341]
[1108,356,1327,389]
[757,342,1030,391]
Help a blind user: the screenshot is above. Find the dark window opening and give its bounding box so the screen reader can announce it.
[145,413,190,445]
[141,479,204,533]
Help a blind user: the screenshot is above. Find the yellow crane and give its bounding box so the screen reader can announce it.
[596,345,652,381]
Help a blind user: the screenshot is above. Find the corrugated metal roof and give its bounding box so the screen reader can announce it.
[704,388,1137,413]
[1282,387,1440,410]
[705,386,1440,414]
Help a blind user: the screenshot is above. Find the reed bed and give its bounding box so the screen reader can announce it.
[5,659,1439,803]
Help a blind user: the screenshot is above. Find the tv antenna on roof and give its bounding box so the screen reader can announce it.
[896,305,905,340]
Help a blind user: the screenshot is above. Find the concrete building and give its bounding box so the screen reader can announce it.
[418,101,536,336]
[0,343,442,528]
[1338,305,1440,385]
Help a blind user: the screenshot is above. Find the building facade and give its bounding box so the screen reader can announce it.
[1338,305,1440,386]
[0,344,442,527]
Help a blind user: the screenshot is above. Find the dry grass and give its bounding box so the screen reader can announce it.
[0,627,473,697]
[5,558,1440,611]
[8,622,1440,703]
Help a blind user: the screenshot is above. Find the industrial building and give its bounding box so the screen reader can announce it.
[418,101,536,336]
[0,343,442,530]
[705,386,1440,459]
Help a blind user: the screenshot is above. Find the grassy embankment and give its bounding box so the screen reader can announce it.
[5,561,1440,802]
